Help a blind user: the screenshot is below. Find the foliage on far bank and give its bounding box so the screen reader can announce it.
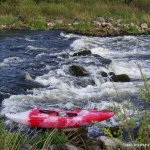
[0,0,149,35]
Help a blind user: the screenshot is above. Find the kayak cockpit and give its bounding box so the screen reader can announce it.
[39,109,78,117]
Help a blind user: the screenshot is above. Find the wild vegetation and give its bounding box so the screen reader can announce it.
[0,0,149,35]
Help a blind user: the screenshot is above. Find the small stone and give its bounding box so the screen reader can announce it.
[92,21,102,27]
[1,24,7,29]
[72,21,80,26]
[96,17,105,23]
[141,23,148,30]
[47,22,55,27]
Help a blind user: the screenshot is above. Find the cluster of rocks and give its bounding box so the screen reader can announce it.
[116,19,150,33]
[0,16,149,36]
[68,49,130,83]
[46,17,149,36]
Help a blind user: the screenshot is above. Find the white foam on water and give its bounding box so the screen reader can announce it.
[1,33,150,127]
[109,60,150,78]
[26,45,47,51]
[60,32,81,39]
[25,37,35,42]
[0,57,24,67]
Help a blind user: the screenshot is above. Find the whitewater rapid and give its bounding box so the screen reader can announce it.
[0,31,150,126]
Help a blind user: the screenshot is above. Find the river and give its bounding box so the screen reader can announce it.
[0,30,150,127]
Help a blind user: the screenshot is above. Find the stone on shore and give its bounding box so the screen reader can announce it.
[141,23,148,30]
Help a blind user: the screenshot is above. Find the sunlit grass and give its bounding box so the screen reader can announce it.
[0,0,149,31]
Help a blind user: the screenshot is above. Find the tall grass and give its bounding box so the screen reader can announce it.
[0,123,69,150]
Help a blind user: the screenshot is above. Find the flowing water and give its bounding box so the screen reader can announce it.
[0,30,150,127]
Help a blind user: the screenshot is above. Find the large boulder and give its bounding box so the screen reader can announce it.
[108,72,130,82]
[69,65,88,77]
[73,50,91,56]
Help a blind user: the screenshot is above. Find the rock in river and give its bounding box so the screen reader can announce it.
[69,65,89,77]
[108,72,131,82]
[73,50,92,56]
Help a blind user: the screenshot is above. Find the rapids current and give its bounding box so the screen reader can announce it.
[0,30,150,127]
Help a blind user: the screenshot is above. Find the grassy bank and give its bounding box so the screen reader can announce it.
[0,0,149,35]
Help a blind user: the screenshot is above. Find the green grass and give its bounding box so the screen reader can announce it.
[0,15,15,25]
[0,124,69,150]
[0,0,149,32]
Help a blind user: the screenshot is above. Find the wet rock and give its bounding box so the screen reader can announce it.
[108,72,130,82]
[23,72,34,82]
[141,23,148,30]
[100,71,108,77]
[92,54,112,65]
[20,72,44,90]
[69,65,88,77]
[73,50,91,56]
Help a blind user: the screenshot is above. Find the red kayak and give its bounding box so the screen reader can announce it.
[5,108,115,128]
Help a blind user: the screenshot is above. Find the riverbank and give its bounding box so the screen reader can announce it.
[0,0,150,36]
